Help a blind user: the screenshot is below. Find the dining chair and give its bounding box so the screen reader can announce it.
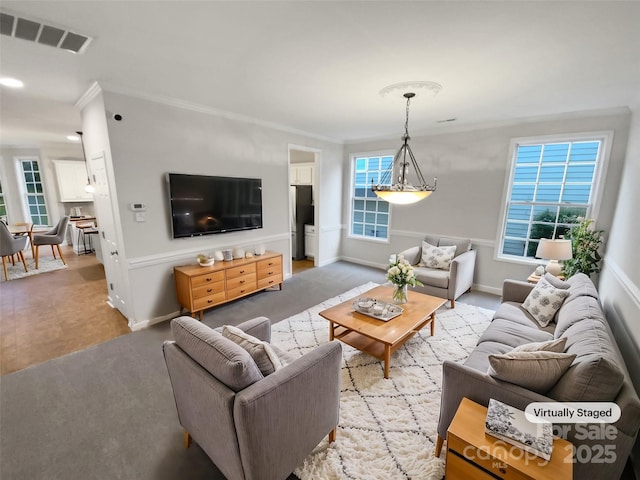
[0,222,28,281]
[33,216,70,269]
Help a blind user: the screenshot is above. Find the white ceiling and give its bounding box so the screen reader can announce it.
[1,1,639,148]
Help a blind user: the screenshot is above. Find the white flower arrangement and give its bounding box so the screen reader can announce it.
[386,254,423,288]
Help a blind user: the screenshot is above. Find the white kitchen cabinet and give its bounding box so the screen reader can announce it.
[304,224,316,258]
[54,160,93,202]
[291,163,314,185]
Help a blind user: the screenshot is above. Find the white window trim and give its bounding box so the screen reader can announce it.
[494,131,613,265]
[15,156,51,226]
[347,150,395,244]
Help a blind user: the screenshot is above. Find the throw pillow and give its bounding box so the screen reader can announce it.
[487,351,576,393]
[419,241,457,270]
[171,317,263,392]
[222,325,284,376]
[511,337,567,353]
[522,276,571,327]
[543,272,570,290]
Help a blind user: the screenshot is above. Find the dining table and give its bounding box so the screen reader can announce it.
[8,224,49,259]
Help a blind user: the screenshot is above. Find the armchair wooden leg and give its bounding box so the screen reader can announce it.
[184,430,192,448]
[435,435,444,457]
[2,257,8,281]
[18,251,28,272]
[35,245,40,269]
[450,299,455,309]
[328,428,337,443]
[51,245,57,258]
[56,245,67,265]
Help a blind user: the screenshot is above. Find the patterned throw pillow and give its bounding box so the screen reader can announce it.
[522,276,571,327]
[222,325,284,376]
[419,241,457,270]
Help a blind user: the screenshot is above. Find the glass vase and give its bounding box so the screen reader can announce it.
[392,284,408,304]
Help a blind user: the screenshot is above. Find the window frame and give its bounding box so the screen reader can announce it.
[348,151,395,243]
[16,156,51,227]
[495,131,612,265]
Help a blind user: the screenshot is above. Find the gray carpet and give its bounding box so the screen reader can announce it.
[0,261,498,480]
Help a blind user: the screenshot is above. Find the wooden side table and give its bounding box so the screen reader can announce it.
[445,398,572,480]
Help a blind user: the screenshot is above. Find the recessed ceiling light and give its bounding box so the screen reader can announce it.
[0,77,24,88]
[67,135,80,142]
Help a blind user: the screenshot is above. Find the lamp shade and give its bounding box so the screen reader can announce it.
[536,239,573,261]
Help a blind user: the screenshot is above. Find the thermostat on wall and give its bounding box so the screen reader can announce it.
[130,202,146,211]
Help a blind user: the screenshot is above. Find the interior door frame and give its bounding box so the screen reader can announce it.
[288,144,321,267]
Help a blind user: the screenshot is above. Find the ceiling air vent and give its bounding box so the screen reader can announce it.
[0,11,92,54]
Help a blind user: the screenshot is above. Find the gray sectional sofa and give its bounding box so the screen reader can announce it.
[435,273,640,480]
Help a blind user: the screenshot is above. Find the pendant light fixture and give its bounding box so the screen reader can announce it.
[371,91,437,205]
[76,131,95,193]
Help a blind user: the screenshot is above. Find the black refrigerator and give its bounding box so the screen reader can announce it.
[290,185,313,260]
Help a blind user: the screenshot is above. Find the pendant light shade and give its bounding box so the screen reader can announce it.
[371,92,437,205]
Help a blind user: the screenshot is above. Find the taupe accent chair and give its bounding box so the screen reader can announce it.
[398,234,476,308]
[33,216,69,269]
[163,316,342,480]
[0,222,28,281]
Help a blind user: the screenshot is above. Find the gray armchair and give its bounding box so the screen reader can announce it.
[398,234,476,308]
[33,216,69,269]
[0,222,28,281]
[163,316,342,480]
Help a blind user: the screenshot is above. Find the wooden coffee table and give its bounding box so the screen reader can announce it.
[319,285,446,378]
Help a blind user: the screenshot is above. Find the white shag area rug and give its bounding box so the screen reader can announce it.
[2,255,68,281]
[271,282,494,480]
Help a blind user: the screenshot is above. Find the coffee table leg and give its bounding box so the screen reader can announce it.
[329,321,335,341]
[430,313,436,336]
[384,345,391,379]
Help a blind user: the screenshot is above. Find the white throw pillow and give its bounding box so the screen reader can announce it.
[222,325,283,376]
[522,276,570,327]
[487,351,576,393]
[512,337,567,353]
[419,241,457,270]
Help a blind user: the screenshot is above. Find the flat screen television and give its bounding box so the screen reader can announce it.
[167,173,263,238]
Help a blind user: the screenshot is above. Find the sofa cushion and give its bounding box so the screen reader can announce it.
[554,295,605,338]
[464,341,513,372]
[522,276,570,327]
[488,351,576,393]
[222,325,284,376]
[420,241,456,270]
[549,319,625,402]
[477,319,554,348]
[493,302,555,334]
[413,266,449,289]
[172,317,264,392]
[512,337,567,353]
[438,236,471,259]
[564,273,600,305]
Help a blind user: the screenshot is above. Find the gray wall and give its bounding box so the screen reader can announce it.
[341,109,631,294]
[598,104,640,479]
[88,89,343,328]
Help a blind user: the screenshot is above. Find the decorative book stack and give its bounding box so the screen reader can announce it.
[485,398,553,461]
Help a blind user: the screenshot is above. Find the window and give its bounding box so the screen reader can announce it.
[350,154,392,241]
[19,159,49,226]
[499,136,606,261]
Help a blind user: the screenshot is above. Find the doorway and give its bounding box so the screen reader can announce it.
[288,145,319,275]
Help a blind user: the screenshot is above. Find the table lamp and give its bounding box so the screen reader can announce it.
[536,239,572,276]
